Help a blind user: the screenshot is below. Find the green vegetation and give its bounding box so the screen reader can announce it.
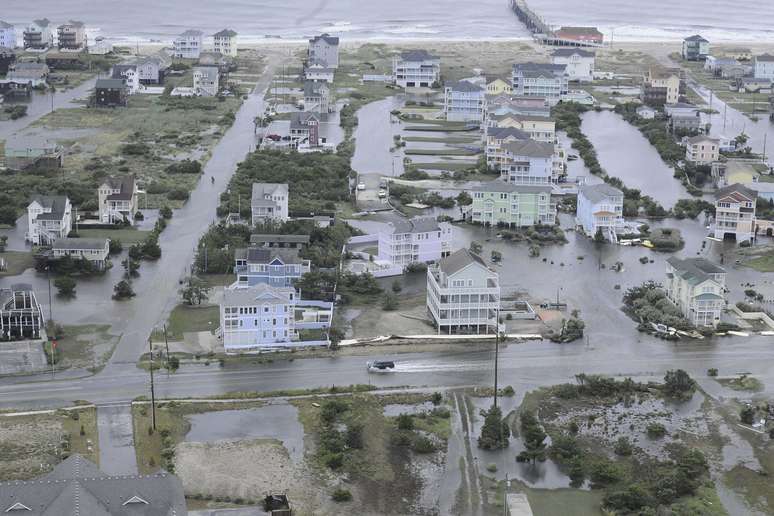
[646,422,667,438]
[165,304,219,341]
[179,276,211,305]
[77,228,150,243]
[717,374,764,392]
[112,279,135,300]
[516,411,547,463]
[662,369,696,400]
[550,317,585,343]
[648,227,685,251]
[0,251,35,276]
[672,198,715,219]
[54,276,76,297]
[622,281,692,332]
[478,405,510,450]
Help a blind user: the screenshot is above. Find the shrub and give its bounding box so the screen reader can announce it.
[646,423,667,439]
[707,368,718,377]
[614,436,633,456]
[331,488,352,502]
[167,188,190,201]
[397,413,414,431]
[486,463,498,473]
[740,406,755,425]
[412,435,436,454]
[431,392,443,405]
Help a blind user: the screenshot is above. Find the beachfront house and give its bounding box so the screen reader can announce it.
[289,111,327,148]
[754,54,774,80]
[377,217,453,269]
[193,65,219,96]
[554,26,603,45]
[499,139,556,185]
[0,21,16,49]
[0,455,186,513]
[308,33,339,69]
[26,195,72,245]
[213,28,238,57]
[485,126,530,168]
[173,29,203,59]
[470,183,556,227]
[685,135,719,165]
[0,284,44,341]
[98,175,139,224]
[136,55,170,84]
[426,249,500,335]
[111,64,140,94]
[486,78,512,96]
[7,62,49,87]
[5,134,61,170]
[220,284,297,351]
[443,80,486,122]
[95,78,128,107]
[511,63,568,106]
[642,67,682,106]
[233,248,310,288]
[551,49,595,82]
[303,80,331,113]
[51,238,110,271]
[57,21,87,50]
[393,50,440,88]
[23,19,53,50]
[251,183,289,225]
[89,36,112,55]
[304,62,335,83]
[576,183,624,242]
[682,35,709,61]
[704,56,737,74]
[665,257,726,327]
[714,183,757,243]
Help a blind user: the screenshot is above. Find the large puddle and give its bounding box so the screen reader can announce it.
[185,403,305,463]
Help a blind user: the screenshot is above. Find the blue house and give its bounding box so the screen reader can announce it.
[233,248,310,288]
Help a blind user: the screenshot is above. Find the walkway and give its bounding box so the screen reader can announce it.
[96,403,138,474]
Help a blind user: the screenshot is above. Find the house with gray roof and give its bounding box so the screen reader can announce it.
[193,65,219,96]
[213,28,238,57]
[426,248,500,334]
[511,62,568,105]
[289,111,328,148]
[303,80,330,113]
[0,283,43,341]
[173,29,203,59]
[26,195,72,245]
[499,139,557,185]
[251,183,289,225]
[233,247,310,288]
[754,53,774,80]
[4,134,62,170]
[0,454,186,515]
[308,33,339,69]
[393,50,440,88]
[7,61,49,86]
[665,257,726,327]
[576,183,624,241]
[52,238,111,270]
[99,175,139,224]
[304,62,335,83]
[221,283,298,351]
[250,233,310,249]
[95,78,128,107]
[57,20,87,50]
[682,34,710,61]
[443,80,486,122]
[0,20,16,49]
[551,48,595,81]
[377,216,453,268]
[470,182,556,227]
[23,19,53,50]
[485,126,530,167]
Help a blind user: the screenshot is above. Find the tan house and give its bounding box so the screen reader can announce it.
[486,78,512,95]
[492,113,555,142]
[665,257,726,327]
[685,135,719,165]
[643,67,681,105]
[98,175,139,224]
[714,183,756,243]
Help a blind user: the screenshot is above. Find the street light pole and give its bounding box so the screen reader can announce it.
[148,337,157,431]
[493,308,500,409]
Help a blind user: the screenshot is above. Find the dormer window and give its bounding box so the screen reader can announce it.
[122,495,149,506]
[5,502,31,512]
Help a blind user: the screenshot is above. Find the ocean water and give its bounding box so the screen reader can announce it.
[1,0,771,44]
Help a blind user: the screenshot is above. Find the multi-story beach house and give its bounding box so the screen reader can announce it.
[487,96,550,119]
[303,80,330,113]
[304,63,335,83]
[551,49,595,82]
[490,113,556,142]
[0,284,44,341]
[682,35,710,61]
[714,183,757,244]
[26,195,72,245]
[499,139,557,185]
[377,217,453,268]
[233,248,310,288]
[220,284,296,351]
[111,64,140,94]
[393,50,441,88]
[486,78,512,95]
[426,249,500,335]
[98,175,139,224]
[576,183,624,242]
[251,183,289,225]
[0,21,17,49]
[308,34,339,69]
[57,21,87,50]
[135,55,170,84]
[173,29,203,59]
[23,19,53,50]
[485,126,530,168]
[753,54,774,80]
[193,66,219,96]
[289,111,327,148]
[685,135,719,165]
[89,36,112,55]
[95,78,128,107]
[642,67,682,106]
[52,238,110,271]
[443,80,486,122]
[665,257,726,327]
[511,63,568,106]
[212,29,238,57]
[470,183,556,227]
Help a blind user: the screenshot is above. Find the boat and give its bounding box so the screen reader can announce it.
[367,360,395,372]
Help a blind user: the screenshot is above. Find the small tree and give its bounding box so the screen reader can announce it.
[112,280,136,300]
[54,276,76,297]
[391,279,402,293]
[179,276,211,305]
[0,235,7,252]
[663,369,695,399]
[740,405,755,425]
[470,241,483,254]
[167,356,180,372]
[456,191,472,206]
[108,239,123,255]
[159,205,173,219]
[517,411,546,462]
[594,227,606,244]
[382,292,398,311]
[122,258,140,278]
[478,405,510,450]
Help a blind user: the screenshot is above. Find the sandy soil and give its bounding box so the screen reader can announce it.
[0,416,64,480]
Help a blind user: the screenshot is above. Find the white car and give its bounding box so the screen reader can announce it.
[357,182,366,191]
[378,189,387,198]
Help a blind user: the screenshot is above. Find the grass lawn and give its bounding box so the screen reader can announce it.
[0,406,99,480]
[743,254,774,272]
[131,400,264,474]
[77,228,151,243]
[166,304,220,340]
[405,148,478,156]
[415,161,478,172]
[716,375,764,392]
[0,251,34,276]
[45,324,117,371]
[403,136,480,144]
[199,273,234,288]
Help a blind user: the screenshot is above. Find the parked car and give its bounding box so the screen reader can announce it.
[357,182,366,191]
[378,189,387,198]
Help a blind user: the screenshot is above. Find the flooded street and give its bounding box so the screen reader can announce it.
[581,110,690,207]
[351,96,405,176]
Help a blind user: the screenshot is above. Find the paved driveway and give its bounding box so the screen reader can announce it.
[0,340,48,375]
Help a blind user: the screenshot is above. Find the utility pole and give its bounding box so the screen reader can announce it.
[723,103,727,131]
[148,337,157,431]
[163,324,170,378]
[493,308,500,409]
